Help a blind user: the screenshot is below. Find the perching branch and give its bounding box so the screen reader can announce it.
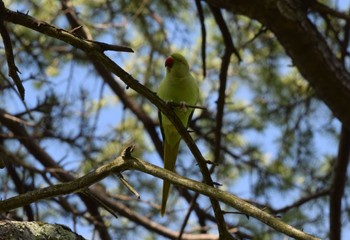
[166,101,207,111]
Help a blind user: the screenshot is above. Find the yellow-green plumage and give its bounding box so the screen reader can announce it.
[158,53,199,215]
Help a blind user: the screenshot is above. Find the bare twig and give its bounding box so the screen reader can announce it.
[177,192,200,240]
[207,5,238,168]
[195,0,207,78]
[241,26,268,48]
[330,125,350,240]
[0,1,25,100]
[273,189,330,214]
[307,0,350,21]
[208,4,242,62]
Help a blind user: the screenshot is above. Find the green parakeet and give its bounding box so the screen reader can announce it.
[158,53,199,215]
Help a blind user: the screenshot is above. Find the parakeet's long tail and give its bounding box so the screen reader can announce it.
[161,140,180,216]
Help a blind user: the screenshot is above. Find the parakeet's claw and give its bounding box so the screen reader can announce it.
[179,101,188,112]
[165,100,185,111]
[204,159,219,166]
[165,101,188,111]
[165,100,175,110]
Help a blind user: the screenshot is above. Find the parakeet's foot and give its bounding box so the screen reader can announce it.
[179,101,188,111]
[165,100,175,110]
[165,100,188,111]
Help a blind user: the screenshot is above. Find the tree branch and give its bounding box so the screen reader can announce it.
[206,0,350,129]
[330,125,350,240]
[307,0,350,21]
[0,145,320,240]
[195,0,207,78]
[207,3,241,166]
[0,1,25,100]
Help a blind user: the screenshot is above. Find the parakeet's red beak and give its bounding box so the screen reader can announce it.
[165,57,174,68]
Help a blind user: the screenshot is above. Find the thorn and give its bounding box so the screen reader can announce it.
[118,173,140,199]
[69,25,83,34]
[223,211,250,219]
[212,181,222,187]
[121,145,135,159]
[204,159,218,166]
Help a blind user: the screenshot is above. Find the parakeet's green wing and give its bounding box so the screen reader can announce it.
[158,110,165,142]
[158,108,194,144]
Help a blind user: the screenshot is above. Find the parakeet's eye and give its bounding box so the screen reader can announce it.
[165,57,174,68]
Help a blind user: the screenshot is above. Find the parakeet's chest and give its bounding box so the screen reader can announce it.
[158,75,198,105]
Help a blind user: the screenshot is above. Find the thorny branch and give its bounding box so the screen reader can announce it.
[0,145,320,240]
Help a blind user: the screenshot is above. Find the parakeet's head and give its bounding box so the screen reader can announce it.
[165,53,190,77]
